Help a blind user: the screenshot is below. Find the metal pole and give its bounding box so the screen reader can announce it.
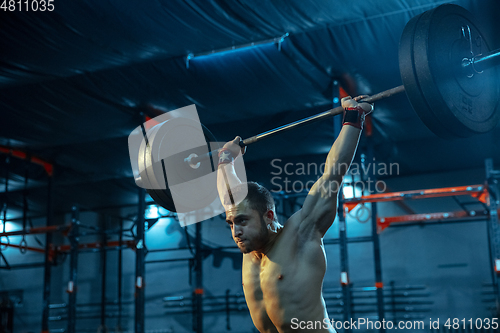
[485,159,500,312]
[366,121,385,332]
[100,216,108,330]
[117,217,123,331]
[225,289,231,331]
[338,202,352,324]
[67,206,80,333]
[0,224,70,237]
[371,202,385,332]
[332,80,353,326]
[390,281,397,325]
[41,176,53,333]
[135,188,146,333]
[194,222,203,333]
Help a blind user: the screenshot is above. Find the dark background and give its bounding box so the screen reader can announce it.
[0,0,498,217]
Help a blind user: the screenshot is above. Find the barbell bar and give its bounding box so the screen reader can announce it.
[186,85,406,166]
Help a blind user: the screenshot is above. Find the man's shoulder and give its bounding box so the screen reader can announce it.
[281,210,302,232]
[280,209,322,244]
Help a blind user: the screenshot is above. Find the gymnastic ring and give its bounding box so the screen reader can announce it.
[355,203,371,223]
[19,238,28,254]
[0,235,10,251]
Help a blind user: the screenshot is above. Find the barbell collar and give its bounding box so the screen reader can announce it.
[465,48,500,73]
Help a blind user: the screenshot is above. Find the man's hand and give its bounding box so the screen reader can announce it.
[341,95,374,114]
[221,136,247,158]
[341,95,373,130]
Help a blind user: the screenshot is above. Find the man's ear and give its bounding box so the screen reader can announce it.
[264,210,275,224]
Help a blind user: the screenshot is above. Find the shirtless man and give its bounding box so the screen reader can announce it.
[217,96,373,333]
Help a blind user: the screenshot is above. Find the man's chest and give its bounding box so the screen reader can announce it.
[242,256,288,299]
[241,241,326,306]
[242,252,301,330]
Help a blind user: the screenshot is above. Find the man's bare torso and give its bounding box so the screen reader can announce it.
[241,213,336,333]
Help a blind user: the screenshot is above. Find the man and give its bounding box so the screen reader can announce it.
[217,96,373,333]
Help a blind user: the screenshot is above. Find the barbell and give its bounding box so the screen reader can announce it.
[134,4,500,213]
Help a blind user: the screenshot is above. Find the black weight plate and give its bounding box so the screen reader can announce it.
[144,120,218,212]
[399,10,448,138]
[138,123,177,211]
[413,4,499,138]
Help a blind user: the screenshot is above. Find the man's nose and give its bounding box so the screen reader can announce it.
[233,225,243,237]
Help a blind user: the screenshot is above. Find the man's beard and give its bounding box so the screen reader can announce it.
[237,217,268,254]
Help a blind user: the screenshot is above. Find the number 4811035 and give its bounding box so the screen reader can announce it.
[1,0,55,11]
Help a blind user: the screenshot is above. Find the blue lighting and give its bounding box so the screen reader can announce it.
[186,33,289,68]
[0,220,16,232]
[145,205,160,219]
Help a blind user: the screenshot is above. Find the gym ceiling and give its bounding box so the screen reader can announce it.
[0,0,498,216]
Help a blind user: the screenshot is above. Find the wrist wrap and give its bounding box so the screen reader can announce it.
[343,106,366,130]
[218,148,235,166]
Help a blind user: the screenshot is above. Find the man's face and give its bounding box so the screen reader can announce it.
[225,199,268,253]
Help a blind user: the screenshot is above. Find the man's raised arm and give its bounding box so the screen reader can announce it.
[300,96,373,237]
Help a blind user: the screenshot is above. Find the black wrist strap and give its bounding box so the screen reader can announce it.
[344,110,360,124]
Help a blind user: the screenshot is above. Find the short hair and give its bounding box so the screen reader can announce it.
[224,182,276,218]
